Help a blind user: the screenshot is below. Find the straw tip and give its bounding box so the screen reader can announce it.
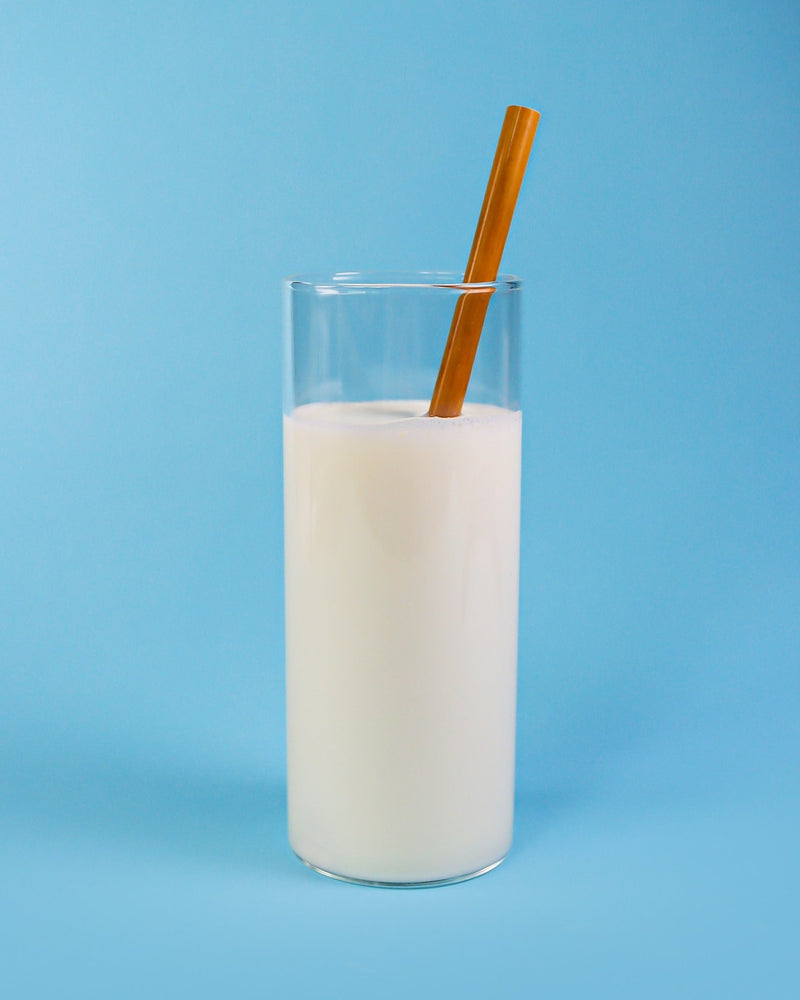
[508,104,541,123]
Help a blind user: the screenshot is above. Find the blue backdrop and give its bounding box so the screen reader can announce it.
[2,2,798,997]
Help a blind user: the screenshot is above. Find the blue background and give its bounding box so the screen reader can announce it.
[2,1,798,996]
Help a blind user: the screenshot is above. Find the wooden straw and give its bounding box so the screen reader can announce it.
[428,105,540,417]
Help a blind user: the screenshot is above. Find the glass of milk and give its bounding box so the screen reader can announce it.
[282,272,522,887]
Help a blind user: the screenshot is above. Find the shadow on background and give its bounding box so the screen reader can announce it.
[1,745,294,878]
[513,785,590,858]
[2,738,592,876]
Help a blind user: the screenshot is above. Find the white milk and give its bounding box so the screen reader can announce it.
[283,400,521,884]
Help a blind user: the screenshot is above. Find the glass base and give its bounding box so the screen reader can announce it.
[294,852,506,889]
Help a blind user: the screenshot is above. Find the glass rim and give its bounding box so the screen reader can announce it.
[284,270,522,292]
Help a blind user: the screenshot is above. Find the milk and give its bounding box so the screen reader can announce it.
[283,400,521,884]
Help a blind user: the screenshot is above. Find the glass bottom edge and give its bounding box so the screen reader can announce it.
[293,852,507,889]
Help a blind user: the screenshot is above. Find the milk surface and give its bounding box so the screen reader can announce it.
[283,400,521,884]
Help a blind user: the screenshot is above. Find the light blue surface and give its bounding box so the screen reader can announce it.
[1,2,798,996]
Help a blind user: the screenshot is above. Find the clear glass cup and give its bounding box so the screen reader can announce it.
[282,271,522,887]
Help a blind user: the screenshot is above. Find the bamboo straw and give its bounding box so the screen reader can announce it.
[428,105,540,417]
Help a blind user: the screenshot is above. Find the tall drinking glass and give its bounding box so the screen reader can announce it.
[282,271,522,887]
